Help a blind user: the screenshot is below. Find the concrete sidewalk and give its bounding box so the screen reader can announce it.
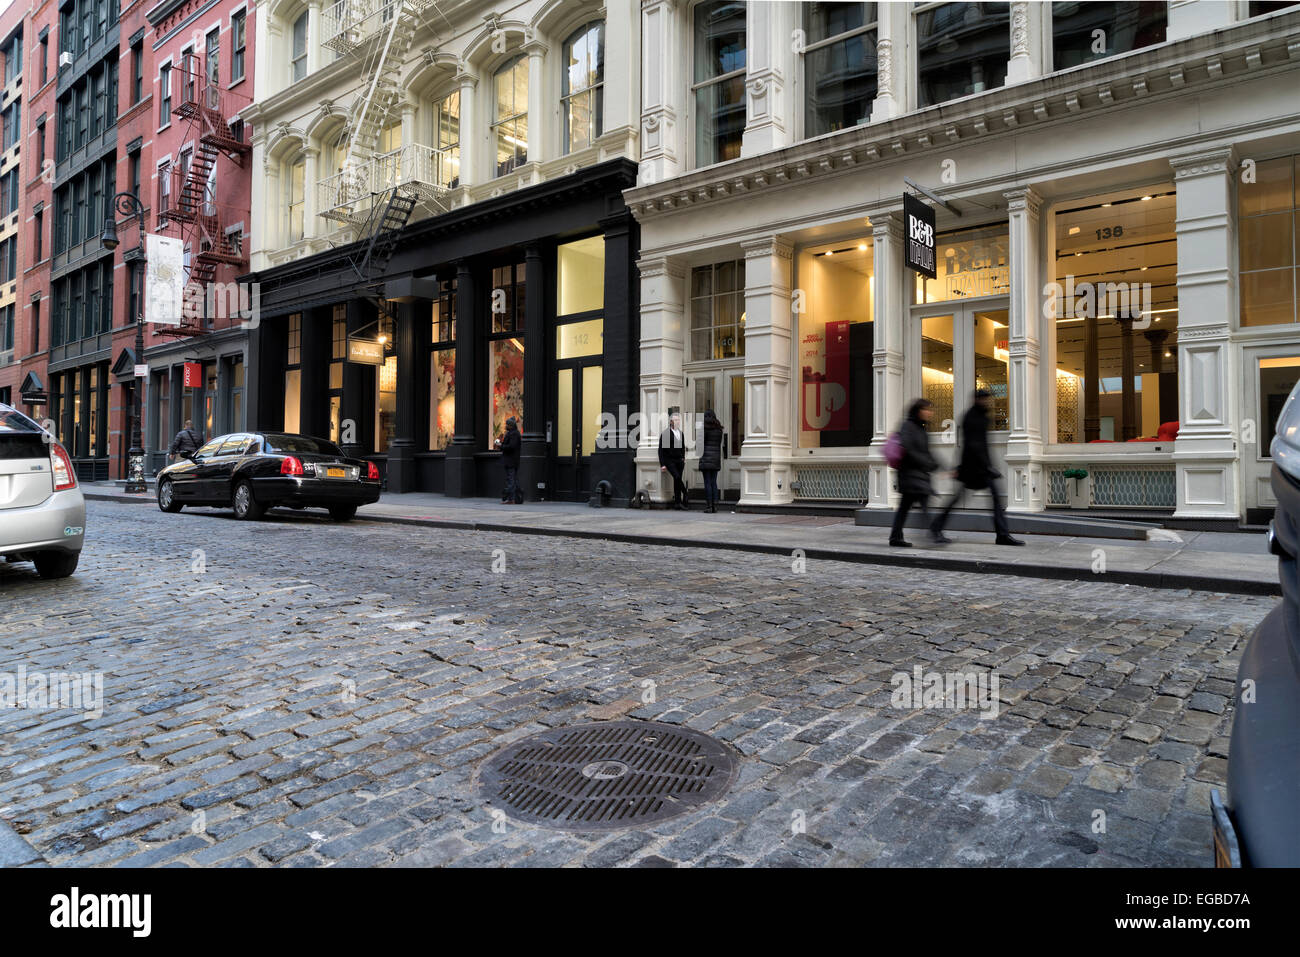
[82,483,1277,597]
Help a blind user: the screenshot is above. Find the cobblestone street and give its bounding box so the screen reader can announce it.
[0,500,1270,867]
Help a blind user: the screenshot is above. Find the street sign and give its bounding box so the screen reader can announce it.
[347,337,384,365]
[904,192,937,279]
[133,364,149,378]
[183,362,202,388]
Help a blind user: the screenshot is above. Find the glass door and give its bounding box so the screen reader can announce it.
[553,318,605,501]
[685,368,746,496]
[912,301,1009,434]
[1246,352,1300,514]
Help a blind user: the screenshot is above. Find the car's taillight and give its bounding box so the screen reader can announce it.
[281,456,304,476]
[50,442,77,491]
[366,461,380,481]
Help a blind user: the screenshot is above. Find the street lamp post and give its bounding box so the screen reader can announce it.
[101,192,148,494]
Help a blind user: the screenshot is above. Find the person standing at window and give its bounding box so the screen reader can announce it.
[496,416,521,504]
[698,409,725,513]
[659,413,689,510]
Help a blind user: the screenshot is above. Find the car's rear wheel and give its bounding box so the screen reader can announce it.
[34,551,79,579]
[158,478,183,513]
[328,505,358,522]
[232,480,265,520]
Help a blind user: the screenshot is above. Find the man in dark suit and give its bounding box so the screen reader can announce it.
[930,390,1024,545]
[658,412,689,509]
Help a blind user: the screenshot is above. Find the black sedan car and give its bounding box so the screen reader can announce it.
[1216,381,1300,867]
[155,432,381,522]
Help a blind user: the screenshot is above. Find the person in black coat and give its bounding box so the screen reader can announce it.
[889,399,939,547]
[697,410,725,513]
[930,390,1024,545]
[659,413,689,509]
[496,416,522,504]
[169,419,202,461]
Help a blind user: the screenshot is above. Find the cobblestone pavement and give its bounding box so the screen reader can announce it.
[0,500,1270,867]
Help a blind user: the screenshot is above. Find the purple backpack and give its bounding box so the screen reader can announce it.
[884,431,905,469]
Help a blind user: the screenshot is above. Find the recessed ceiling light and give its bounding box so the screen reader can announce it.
[858,243,867,251]
[1068,226,1080,235]
[1141,195,1152,201]
[1101,203,1112,208]
[825,250,833,257]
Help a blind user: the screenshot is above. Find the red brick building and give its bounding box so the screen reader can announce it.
[0,0,32,411]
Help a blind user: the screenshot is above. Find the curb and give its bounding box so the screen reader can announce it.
[83,492,1280,598]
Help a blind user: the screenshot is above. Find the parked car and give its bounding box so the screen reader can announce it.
[0,402,85,579]
[1215,380,1300,867]
[155,432,381,522]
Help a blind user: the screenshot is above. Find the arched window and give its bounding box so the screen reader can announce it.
[287,156,305,242]
[434,90,460,188]
[562,20,604,154]
[493,55,528,177]
[693,1,746,166]
[291,12,309,84]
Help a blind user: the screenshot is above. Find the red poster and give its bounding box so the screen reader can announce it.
[183,362,202,388]
[802,321,850,431]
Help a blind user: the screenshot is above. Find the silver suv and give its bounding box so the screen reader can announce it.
[0,403,85,579]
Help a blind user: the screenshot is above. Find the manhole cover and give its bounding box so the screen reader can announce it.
[479,720,738,830]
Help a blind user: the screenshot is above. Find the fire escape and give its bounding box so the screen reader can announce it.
[158,59,252,338]
[320,0,453,284]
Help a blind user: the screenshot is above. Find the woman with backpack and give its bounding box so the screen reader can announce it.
[888,398,941,547]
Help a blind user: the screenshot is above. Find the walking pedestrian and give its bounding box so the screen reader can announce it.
[169,419,202,461]
[496,416,522,504]
[658,412,689,509]
[930,389,1025,546]
[888,399,939,547]
[698,410,725,513]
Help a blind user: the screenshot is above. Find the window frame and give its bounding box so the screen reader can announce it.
[231,10,246,84]
[561,19,605,156]
[690,0,748,169]
[158,61,172,128]
[290,11,308,84]
[799,2,878,141]
[491,55,529,178]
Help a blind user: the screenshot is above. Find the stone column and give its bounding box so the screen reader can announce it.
[524,38,546,177]
[1006,1,1043,85]
[739,237,794,505]
[741,0,791,157]
[386,300,425,493]
[306,0,322,75]
[445,260,478,496]
[1116,315,1137,440]
[640,0,682,184]
[870,212,905,508]
[1004,186,1044,510]
[1170,148,1239,520]
[870,2,907,120]
[520,243,547,501]
[636,255,686,501]
[589,210,639,505]
[455,69,478,189]
[301,147,319,243]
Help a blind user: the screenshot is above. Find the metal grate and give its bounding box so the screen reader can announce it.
[1090,466,1176,508]
[793,465,872,501]
[479,721,738,830]
[1047,467,1069,506]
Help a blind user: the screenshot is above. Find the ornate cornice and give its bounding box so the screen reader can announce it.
[1004,186,1043,216]
[740,237,793,261]
[626,15,1300,222]
[1169,147,1238,179]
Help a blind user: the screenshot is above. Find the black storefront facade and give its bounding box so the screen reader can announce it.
[244,159,640,504]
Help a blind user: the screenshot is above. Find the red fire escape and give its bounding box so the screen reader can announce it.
[156,58,251,338]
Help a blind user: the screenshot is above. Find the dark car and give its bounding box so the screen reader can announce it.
[155,432,380,522]
[1215,381,1300,867]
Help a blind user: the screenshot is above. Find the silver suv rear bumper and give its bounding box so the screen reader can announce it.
[0,488,86,556]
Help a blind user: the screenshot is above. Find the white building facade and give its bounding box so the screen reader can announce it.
[628,0,1300,525]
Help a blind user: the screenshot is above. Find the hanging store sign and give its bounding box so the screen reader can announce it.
[144,233,185,325]
[904,193,936,279]
[347,337,385,366]
[183,362,202,388]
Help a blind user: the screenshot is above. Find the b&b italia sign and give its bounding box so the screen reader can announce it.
[904,192,936,279]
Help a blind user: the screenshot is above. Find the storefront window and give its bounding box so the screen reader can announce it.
[693,0,746,166]
[922,314,955,428]
[1051,2,1167,71]
[203,362,218,438]
[557,236,604,315]
[1239,155,1298,326]
[230,358,244,432]
[915,2,1009,109]
[796,239,874,447]
[491,262,526,333]
[87,367,99,456]
[690,260,746,361]
[558,319,603,359]
[157,370,170,449]
[1261,357,1300,452]
[284,312,302,434]
[803,2,877,138]
[488,337,524,448]
[430,279,455,452]
[377,355,396,453]
[1051,186,1178,443]
[913,224,1009,305]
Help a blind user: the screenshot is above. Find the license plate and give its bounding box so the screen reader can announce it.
[327,467,346,478]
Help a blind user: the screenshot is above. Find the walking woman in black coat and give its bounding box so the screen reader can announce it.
[889,398,939,547]
[698,410,725,513]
